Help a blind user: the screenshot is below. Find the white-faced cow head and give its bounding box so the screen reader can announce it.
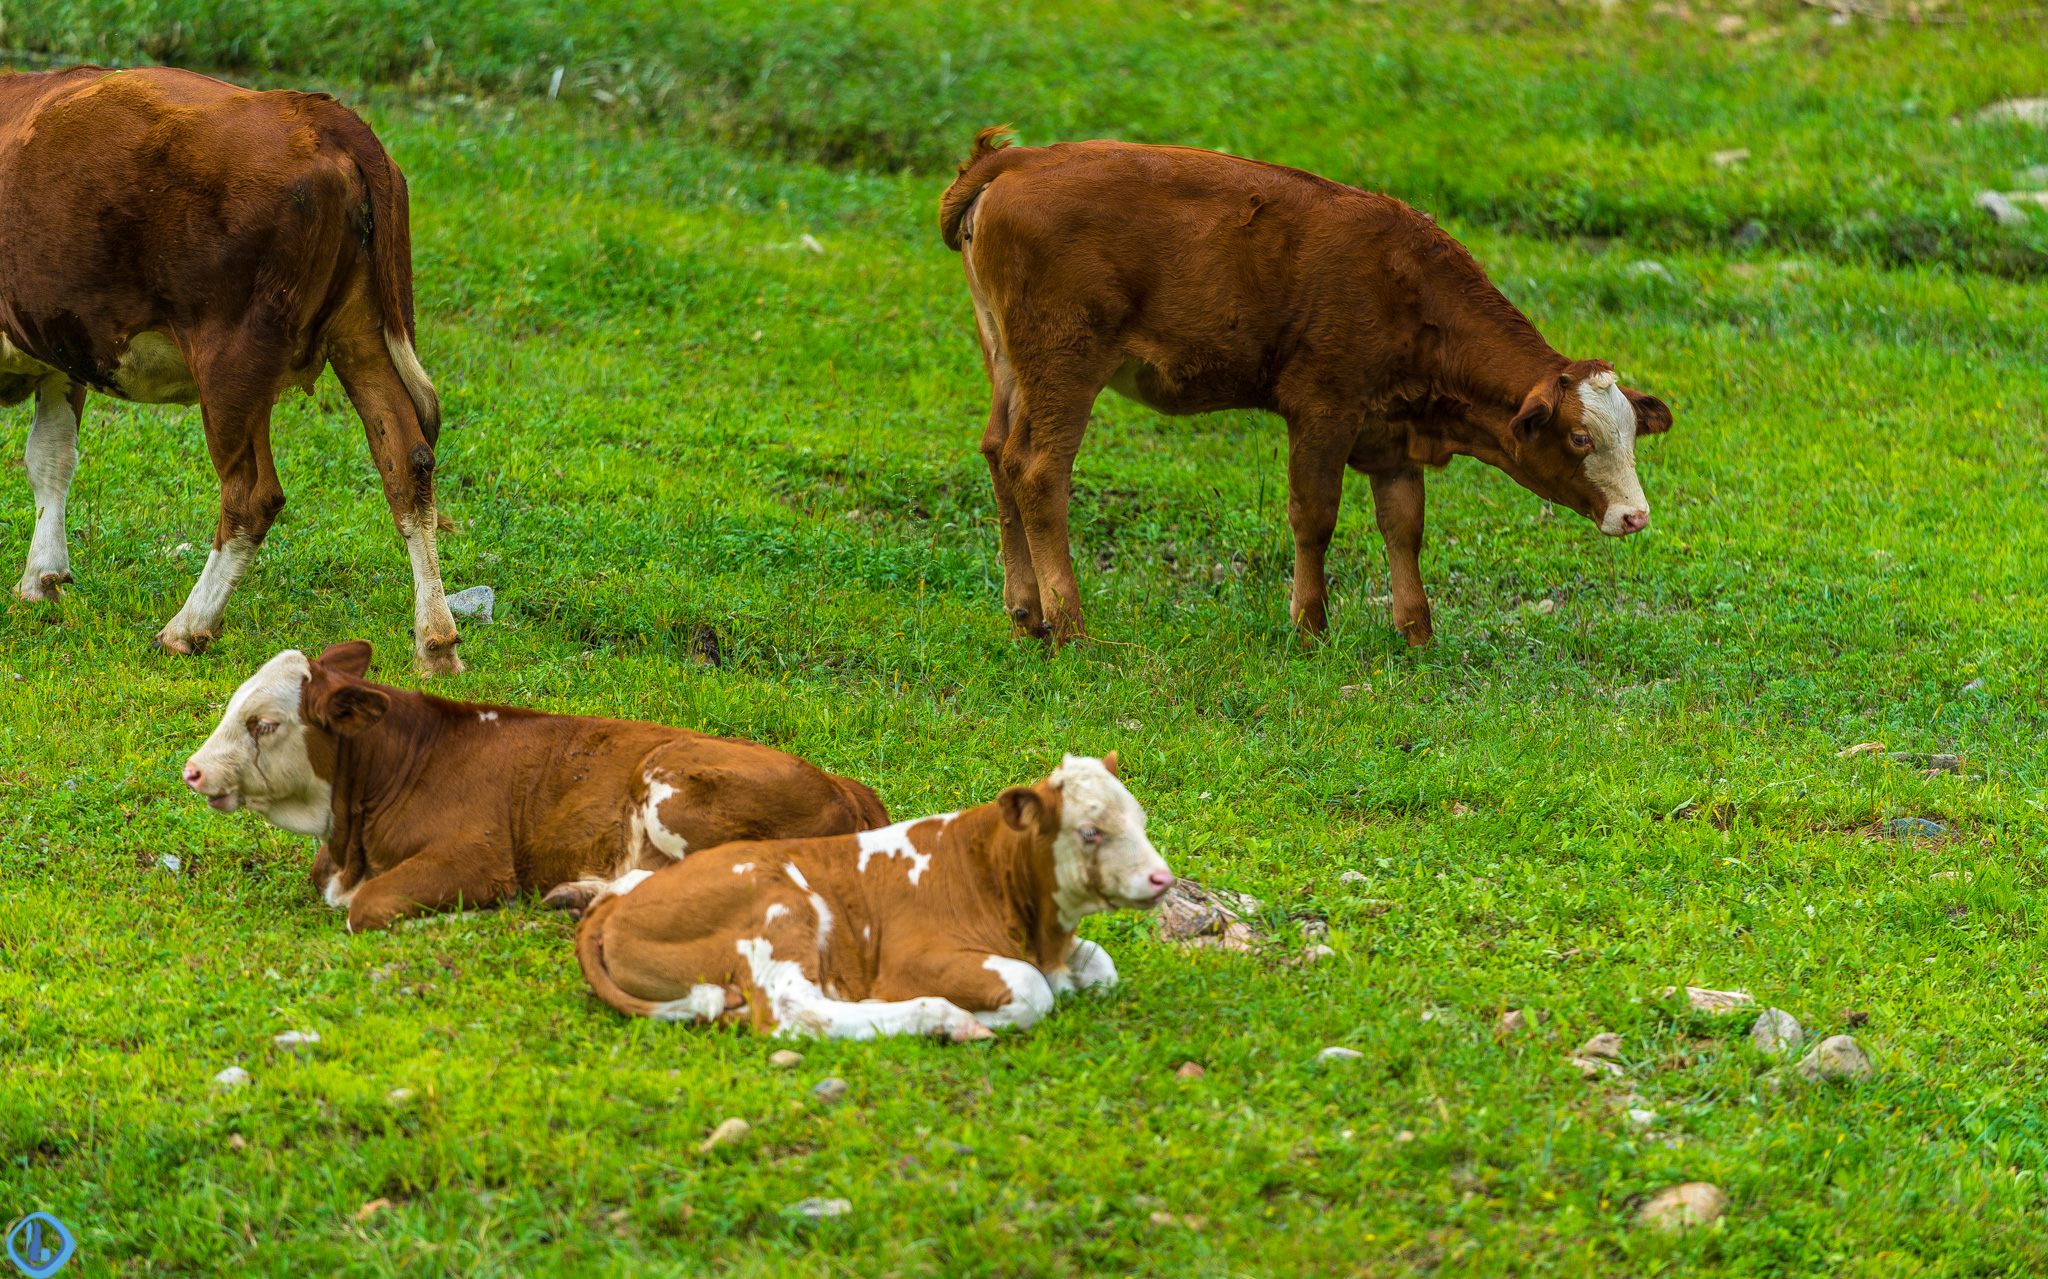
[180,641,389,838]
[999,752,1174,927]
[1498,360,1672,536]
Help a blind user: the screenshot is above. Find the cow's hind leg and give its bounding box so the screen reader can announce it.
[14,374,83,601]
[328,326,460,675]
[1002,361,1118,646]
[1282,412,1362,639]
[979,378,1047,639]
[345,847,515,932]
[158,331,290,655]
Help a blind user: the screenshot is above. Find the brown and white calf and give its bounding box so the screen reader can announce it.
[572,754,1171,1040]
[0,67,460,672]
[180,641,889,932]
[939,129,1675,647]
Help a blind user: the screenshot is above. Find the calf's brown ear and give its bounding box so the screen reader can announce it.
[997,786,1044,833]
[314,640,374,679]
[1623,389,1672,435]
[1509,374,1569,445]
[302,668,390,736]
[1101,751,1121,779]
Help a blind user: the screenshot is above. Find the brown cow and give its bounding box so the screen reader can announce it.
[180,641,889,932]
[939,129,1674,647]
[570,754,1171,1040]
[0,66,461,672]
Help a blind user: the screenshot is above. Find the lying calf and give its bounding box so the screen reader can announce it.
[182,641,888,931]
[572,753,1172,1040]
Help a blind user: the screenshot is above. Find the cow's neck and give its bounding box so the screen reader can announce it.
[974,821,1075,970]
[317,686,446,880]
[1402,242,1566,450]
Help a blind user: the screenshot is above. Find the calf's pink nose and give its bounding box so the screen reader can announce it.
[1147,870,1175,892]
[183,764,205,791]
[1620,510,1649,534]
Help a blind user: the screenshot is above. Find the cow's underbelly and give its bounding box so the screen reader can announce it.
[1103,357,1256,417]
[0,329,202,405]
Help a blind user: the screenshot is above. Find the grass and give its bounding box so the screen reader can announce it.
[4,4,2048,1275]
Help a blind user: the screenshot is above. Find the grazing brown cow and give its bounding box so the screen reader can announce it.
[571,754,1171,1040]
[180,641,889,932]
[939,129,1674,647]
[0,66,461,672]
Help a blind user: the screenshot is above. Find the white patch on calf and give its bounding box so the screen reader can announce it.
[736,936,980,1040]
[764,903,790,924]
[607,869,654,898]
[184,649,334,838]
[1046,756,1172,927]
[809,894,834,947]
[1575,372,1650,535]
[322,870,360,910]
[639,776,689,860]
[649,984,727,1024]
[855,814,949,884]
[732,862,753,874]
[974,956,1055,1031]
[477,711,498,722]
[1050,939,1119,994]
[785,862,810,891]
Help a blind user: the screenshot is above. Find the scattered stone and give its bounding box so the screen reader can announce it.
[1339,684,1369,698]
[789,1197,852,1220]
[1795,1035,1874,1084]
[1662,985,1755,1014]
[1879,817,1947,840]
[1749,1008,1804,1055]
[212,1066,251,1088]
[1497,1009,1545,1035]
[227,1133,247,1151]
[769,1050,803,1069]
[1153,879,1263,951]
[158,854,182,873]
[1175,1061,1206,1080]
[1731,219,1766,248]
[1579,1033,1624,1060]
[1319,1046,1363,1061]
[386,1088,415,1105]
[1975,98,2048,127]
[1449,800,1473,817]
[1301,943,1337,963]
[1572,1055,1624,1081]
[1929,870,1974,885]
[1394,1129,1415,1143]
[1712,13,1744,35]
[1840,1009,1871,1028]
[798,233,825,255]
[1975,191,2029,227]
[1337,871,1369,885]
[1147,1210,1176,1227]
[810,1077,848,1104]
[1710,148,1750,168]
[1961,677,1986,692]
[445,585,495,621]
[1625,260,1672,280]
[355,1198,391,1223]
[1836,741,1884,758]
[1626,1108,1659,1127]
[1527,598,1557,615]
[274,1030,321,1054]
[1301,918,1329,940]
[1637,1182,1727,1232]
[697,1117,751,1153]
[2019,165,2048,186]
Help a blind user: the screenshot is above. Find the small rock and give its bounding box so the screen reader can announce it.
[227,1133,247,1151]
[1710,148,1750,168]
[1301,943,1336,963]
[1836,741,1885,757]
[386,1088,415,1105]
[1579,1033,1624,1060]
[1637,1182,1727,1232]
[1175,1061,1206,1079]
[1975,190,2029,227]
[273,1030,321,1053]
[1928,870,1974,884]
[1301,918,1329,940]
[1840,1009,1871,1028]
[1498,1009,1533,1035]
[1662,985,1755,1014]
[789,1196,852,1220]
[697,1117,751,1153]
[354,1198,391,1223]
[1625,260,1672,280]
[810,1077,848,1104]
[1960,678,1985,692]
[1880,817,1947,840]
[1975,98,2048,127]
[1528,598,1557,615]
[212,1066,251,1088]
[444,584,495,622]
[1319,1046,1363,1061]
[1731,219,1766,248]
[1337,870,1369,885]
[2018,165,2048,185]
[1449,800,1472,817]
[769,1050,803,1069]
[798,233,825,255]
[1712,13,1744,35]
[1571,1055,1624,1081]
[1749,1008,1804,1055]
[158,854,181,873]
[1394,1129,1415,1143]
[1626,1108,1659,1127]
[1339,684,1369,698]
[1795,1034,1874,1084]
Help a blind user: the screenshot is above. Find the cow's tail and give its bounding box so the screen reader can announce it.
[831,774,890,831]
[573,896,663,1019]
[323,104,442,444]
[939,124,1024,251]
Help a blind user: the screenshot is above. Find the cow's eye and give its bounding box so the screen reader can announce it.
[1570,432,1593,450]
[1078,825,1103,844]
[247,718,278,740]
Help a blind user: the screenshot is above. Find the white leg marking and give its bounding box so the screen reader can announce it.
[639,777,689,860]
[736,937,979,1041]
[975,956,1056,1031]
[606,869,654,898]
[649,983,728,1024]
[162,534,259,645]
[321,871,360,910]
[399,506,459,655]
[15,374,78,601]
[1051,940,1119,994]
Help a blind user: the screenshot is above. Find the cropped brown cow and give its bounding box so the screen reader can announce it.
[0,67,461,672]
[571,755,1171,1040]
[180,641,889,932]
[939,129,1673,647]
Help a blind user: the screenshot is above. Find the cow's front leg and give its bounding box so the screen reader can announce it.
[344,847,515,932]
[1368,465,1432,646]
[873,950,1056,1035]
[1047,939,1118,996]
[14,375,83,602]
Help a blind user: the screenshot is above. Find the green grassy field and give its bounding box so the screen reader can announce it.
[4,2,2048,1275]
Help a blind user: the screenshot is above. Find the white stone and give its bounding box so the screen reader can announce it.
[212,1066,251,1088]
[1637,1182,1727,1231]
[1795,1034,1874,1083]
[445,584,495,621]
[387,1088,415,1104]
[1975,190,2029,228]
[1319,1046,1363,1061]
[273,1030,320,1053]
[697,1117,751,1152]
[789,1197,851,1219]
[1579,1032,1623,1060]
[1749,1008,1804,1055]
[1337,871,1369,885]
[1975,98,2048,127]
[811,1077,849,1104]
[769,1050,803,1069]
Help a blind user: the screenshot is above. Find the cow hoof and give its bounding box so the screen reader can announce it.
[416,636,464,677]
[947,1019,998,1044]
[541,883,594,915]
[14,570,71,602]
[153,629,211,656]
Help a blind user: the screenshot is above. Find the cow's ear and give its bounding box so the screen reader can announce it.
[1624,389,1672,435]
[1509,373,1568,445]
[303,668,389,736]
[997,786,1044,833]
[313,640,374,679]
[1101,751,1121,779]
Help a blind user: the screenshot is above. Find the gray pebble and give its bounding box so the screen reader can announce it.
[1880,817,1947,839]
[789,1197,852,1220]
[1337,870,1369,885]
[1637,1182,1727,1232]
[273,1030,320,1053]
[811,1077,848,1104]
[1750,1008,1804,1055]
[212,1066,251,1088]
[1795,1034,1874,1084]
[445,585,496,622]
[769,1050,803,1069]
[387,1088,415,1105]
[1319,1046,1364,1061]
[1975,190,2029,227]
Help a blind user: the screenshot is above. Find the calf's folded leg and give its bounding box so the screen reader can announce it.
[345,847,515,932]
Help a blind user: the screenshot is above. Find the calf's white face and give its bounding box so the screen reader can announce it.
[1034,754,1173,926]
[1574,371,1651,537]
[181,649,333,838]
